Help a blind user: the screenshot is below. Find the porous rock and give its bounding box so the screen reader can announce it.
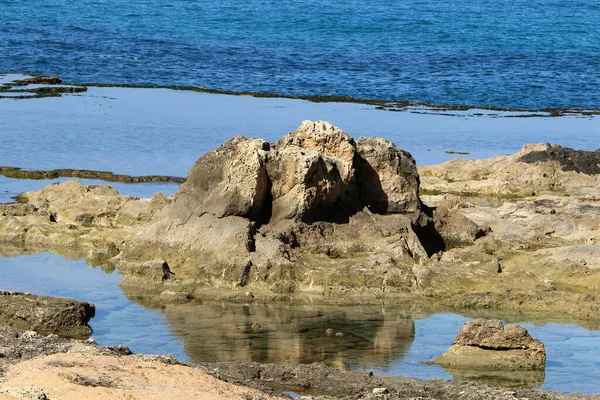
[356,136,421,214]
[0,291,95,339]
[431,318,546,371]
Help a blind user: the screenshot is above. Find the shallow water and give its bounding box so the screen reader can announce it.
[1,1,599,109]
[1,252,600,394]
[0,87,598,180]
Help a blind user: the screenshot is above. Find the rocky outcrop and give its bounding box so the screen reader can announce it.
[431,319,546,371]
[116,120,432,294]
[0,291,95,338]
[419,143,600,197]
[0,120,434,300]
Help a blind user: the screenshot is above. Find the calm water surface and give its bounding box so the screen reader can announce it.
[1,85,598,178]
[1,252,599,394]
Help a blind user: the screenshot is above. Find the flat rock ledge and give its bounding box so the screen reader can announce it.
[430,318,546,371]
[0,291,95,339]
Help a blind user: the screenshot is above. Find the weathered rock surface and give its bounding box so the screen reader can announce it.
[109,120,433,296]
[431,319,546,371]
[0,291,95,339]
[420,143,600,197]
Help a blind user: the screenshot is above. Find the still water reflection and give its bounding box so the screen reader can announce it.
[160,301,414,368]
[1,251,600,394]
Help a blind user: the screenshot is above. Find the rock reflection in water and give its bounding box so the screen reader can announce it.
[160,301,415,368]
[441,368,545,389]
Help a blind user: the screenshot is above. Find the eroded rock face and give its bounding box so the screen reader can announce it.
[266,145,344,223]
[171,120,422,224]
[0,291,95,339]
[356,136,421,214]
[431,318,546,371]
[175,136,270,221]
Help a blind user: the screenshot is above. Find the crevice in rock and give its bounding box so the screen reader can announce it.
[239,260,253,287]
[253,175,273,228]
[411,206,446,257]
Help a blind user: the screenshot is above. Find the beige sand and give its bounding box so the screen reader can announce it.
[0,353,282,400]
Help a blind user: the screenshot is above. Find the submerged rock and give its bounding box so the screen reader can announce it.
[430,318,546,371]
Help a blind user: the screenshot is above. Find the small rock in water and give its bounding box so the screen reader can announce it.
[430,318,546,371]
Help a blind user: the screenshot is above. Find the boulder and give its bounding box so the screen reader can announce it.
[276,120,358,182]
[431,318,546,371]
[356,136,421,214]
[266,146,344,223]
[0,291,95,339]
[175,136,270,221]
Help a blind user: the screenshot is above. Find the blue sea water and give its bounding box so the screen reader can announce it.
[1,0,599,109]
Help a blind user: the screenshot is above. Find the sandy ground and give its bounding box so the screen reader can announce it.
[0,353,283,400]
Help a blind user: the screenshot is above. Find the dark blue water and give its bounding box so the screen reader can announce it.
[1,0,599,109]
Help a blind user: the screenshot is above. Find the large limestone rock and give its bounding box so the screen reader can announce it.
[120,120,430,292]
[174,136,270,221]
[165,120,422,225]
[0,291,95,339]
[356,136,421,214]
[431,318,546,371]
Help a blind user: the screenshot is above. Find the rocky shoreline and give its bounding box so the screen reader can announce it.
[1,120,600,398]
[0,323,596,399]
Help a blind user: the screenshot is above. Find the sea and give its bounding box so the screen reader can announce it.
[1,0,600,109]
